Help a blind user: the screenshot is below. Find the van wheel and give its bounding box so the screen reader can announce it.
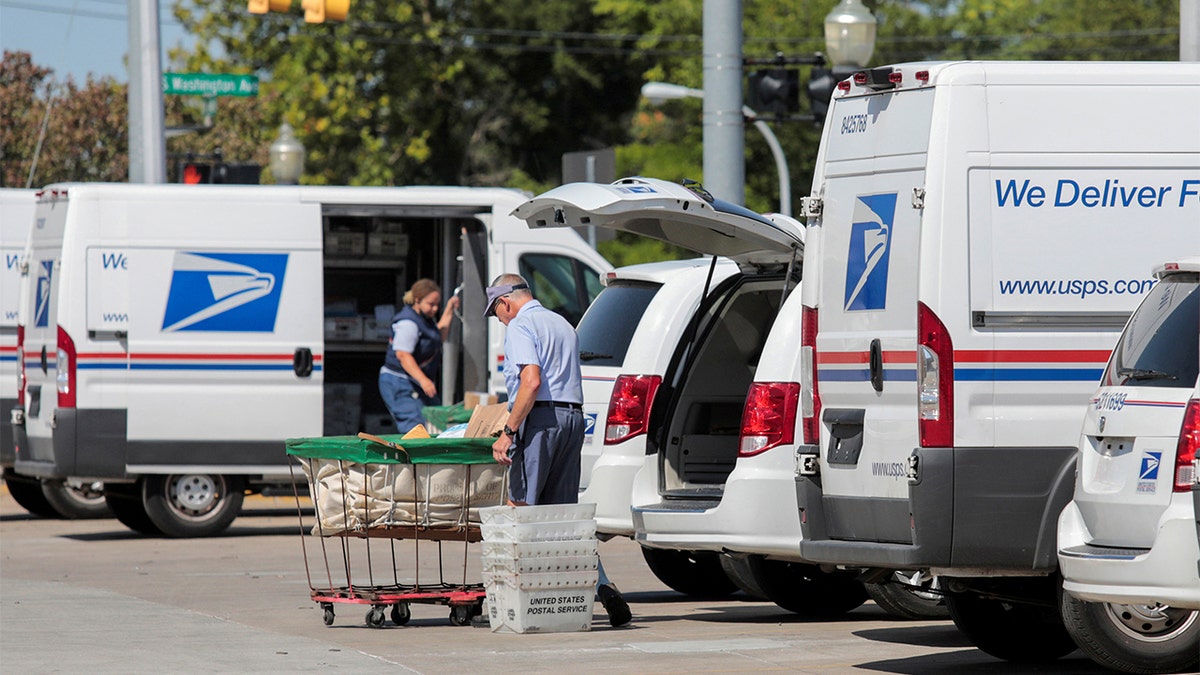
[741,556,867,617]
[718,555,769,600]
[640,547,738,599]
[104,483,163,535]
[41,480,111,519]
[865,571,949,620]
[3,473,59,518]
[142,474,245,538]
[1061,592,1199,674]
[945,590,1076,663]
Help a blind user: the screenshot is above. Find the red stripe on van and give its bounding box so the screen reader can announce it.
[954,349,1110,363]
[77,352,323,362]
[818,350,916,364]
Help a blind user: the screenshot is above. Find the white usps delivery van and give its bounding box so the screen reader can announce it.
[11,183,609,536]
[794,61,1200,662]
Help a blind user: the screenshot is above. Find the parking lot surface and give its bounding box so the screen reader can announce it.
[0,489,1110,674]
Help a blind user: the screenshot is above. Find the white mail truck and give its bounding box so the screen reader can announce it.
[794,61,1200,663]
[10,183,609,536]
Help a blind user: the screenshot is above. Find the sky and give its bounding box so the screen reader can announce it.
[1,0,192,83]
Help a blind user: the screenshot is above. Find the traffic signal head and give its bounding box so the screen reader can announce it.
[248,0,292,13]
[748,68,800,118]
[301,0,349,23]
[181,162,211,184]
[806,65,859,124]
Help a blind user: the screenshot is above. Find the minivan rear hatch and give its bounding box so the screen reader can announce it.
[513,177,804,270]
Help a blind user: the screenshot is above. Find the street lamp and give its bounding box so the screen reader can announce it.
[269,123,305,185]
[641,82,793,217]
[823,0,878,67]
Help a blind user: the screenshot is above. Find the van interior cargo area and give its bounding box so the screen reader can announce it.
[657,275,787,496]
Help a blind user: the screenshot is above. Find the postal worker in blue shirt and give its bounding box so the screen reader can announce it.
[484,273,631,627]
[379,278,459,433]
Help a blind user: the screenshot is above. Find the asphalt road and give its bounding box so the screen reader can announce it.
[0,488,1111,674]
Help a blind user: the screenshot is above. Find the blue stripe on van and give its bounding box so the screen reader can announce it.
[78,363,323,372]
[955,367,1104,381]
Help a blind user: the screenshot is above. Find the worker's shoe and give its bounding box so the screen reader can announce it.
[598,582,631,627]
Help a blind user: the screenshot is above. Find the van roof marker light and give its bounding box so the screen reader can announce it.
[915,70,930,83]
[837,80,852,92]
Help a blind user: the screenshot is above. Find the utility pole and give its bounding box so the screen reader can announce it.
[702,0,744,206]
[128,0,167,183]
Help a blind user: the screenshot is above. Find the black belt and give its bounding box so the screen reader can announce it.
[533,400,582,410]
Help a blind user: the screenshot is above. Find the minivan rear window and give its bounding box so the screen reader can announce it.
[576,281,661,367]
[1104,279,1199,388]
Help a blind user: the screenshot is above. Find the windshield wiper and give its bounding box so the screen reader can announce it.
[1117,367,1177,381]
[579,351,613,362]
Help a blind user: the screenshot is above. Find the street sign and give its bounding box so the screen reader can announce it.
[162,73,259,97]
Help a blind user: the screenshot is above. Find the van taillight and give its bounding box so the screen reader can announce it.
[801,306,821,445]
[57,326,76,409]
[917,302,953,447]
[1174,399,1199,492]
[16,325,25,406]
[605,374,661,445]
[739,382,800,456]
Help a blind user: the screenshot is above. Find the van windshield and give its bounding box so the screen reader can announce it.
[1104,279,1199,388]
[576,281,660,367]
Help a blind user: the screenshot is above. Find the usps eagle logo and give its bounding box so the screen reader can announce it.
[161,252,288,332]
[34,259,54,328]
[843,193,898,312]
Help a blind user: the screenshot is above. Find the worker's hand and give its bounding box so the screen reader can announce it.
[443,295,461,316]
[492,435,514,465]
[420,378,438,398]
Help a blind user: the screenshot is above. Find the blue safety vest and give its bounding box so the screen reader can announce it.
[383,305,442,384]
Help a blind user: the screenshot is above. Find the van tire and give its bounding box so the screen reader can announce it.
[142,474,245,538]
[717,555,769,600]
[640,547,738,599]
[745,557,868,617]
[1061,592,1200,674]
[104,484,163,535]
[865,573,949,620]
[3,473,60,518]
[41,480,111,519]
[945,590,1076,663]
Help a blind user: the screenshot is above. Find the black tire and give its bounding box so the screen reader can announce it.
[865,573,949,620]
[718,555,770,600]
[142,474,245,538]
[104,484,163,535]
[640,547,739,599]
[1061,592,1200,674]
[4,474,59,518]
[322,605,335,626]
[945,590,1077,663]
[390,603,411,626]
[41,480,111,519]
[449,605,473,626]
[366,606,385,628]
[743,556,868,617]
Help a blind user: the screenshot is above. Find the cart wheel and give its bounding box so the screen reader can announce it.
[322,604,335,626]
[366,606,386,628]
[390,603,411,626]
[449,605,473,626]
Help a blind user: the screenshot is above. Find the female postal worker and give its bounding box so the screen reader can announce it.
[379,278,460,432]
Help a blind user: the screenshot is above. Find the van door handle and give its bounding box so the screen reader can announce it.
[869,339,884,392]
[293,348,314,378]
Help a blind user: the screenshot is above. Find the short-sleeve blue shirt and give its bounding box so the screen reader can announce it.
[502,300,583,406]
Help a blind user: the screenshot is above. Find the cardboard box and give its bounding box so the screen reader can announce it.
[324,231,366,256]
[465,403,509,438]
[464,391,499,410]
[367,232,409,257]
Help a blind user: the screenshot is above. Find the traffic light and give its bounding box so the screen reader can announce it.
[300,0,349,23]
[747,68,800,117]
[806,65,859,124]
[247,0,292,13]
[181,162,211,184]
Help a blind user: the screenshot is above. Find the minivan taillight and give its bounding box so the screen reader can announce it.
[1174,398,1199,492]
[801,306,821,445]
[739,382,800,456]
[16,324,25,406]
[917,302,953,447]
[56,325,76,409]
[605,375,661,445]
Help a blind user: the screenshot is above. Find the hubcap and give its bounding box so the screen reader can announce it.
[167,474,221,517]
[1105,603,1198,643]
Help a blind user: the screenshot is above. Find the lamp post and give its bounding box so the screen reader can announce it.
[269,123,305,185]
[824,0,878,67]
[642,82,793,217]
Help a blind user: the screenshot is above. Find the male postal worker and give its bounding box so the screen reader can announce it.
[485,273,632,627]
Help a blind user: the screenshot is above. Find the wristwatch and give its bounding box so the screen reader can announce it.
[502,425,517,437]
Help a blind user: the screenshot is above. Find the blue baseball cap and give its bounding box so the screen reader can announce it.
[483,283,528,318]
